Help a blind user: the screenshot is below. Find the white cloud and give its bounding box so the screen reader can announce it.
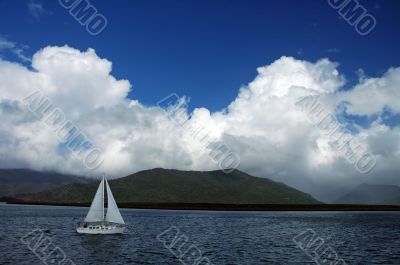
[27,0,52,21]
[0,36,31,62]
[0,38,15,50]
[339,67,400,115]
[0,46,399,201]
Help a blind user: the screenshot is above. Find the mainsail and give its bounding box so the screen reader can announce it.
[84,177,104,222]
[105,179,125,224]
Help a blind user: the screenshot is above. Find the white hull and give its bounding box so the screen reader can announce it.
[76,225,126,234]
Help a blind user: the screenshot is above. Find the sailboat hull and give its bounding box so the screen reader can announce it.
[76,225,126,234]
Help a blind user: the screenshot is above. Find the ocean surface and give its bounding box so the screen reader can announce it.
[0,203,399,264]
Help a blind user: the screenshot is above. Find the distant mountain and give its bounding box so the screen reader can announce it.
[0,169,91,197]
[335,183,400,205]
[7,168,320,204]
[385,196,400,205]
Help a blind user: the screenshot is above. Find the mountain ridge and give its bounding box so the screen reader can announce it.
[0,168,92,197]
[335,183,400,205]
[4,168,320,204]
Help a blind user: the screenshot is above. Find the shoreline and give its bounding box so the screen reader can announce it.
[2,199,400,211]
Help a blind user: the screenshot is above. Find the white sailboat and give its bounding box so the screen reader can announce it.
[76,176,126,234]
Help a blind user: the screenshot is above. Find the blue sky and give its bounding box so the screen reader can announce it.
[0,0,399,112]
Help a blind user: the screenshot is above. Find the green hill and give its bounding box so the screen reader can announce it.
[8,168,319,204]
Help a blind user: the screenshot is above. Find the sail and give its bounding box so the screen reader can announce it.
[105,179,125,224]
[84,178,104,222]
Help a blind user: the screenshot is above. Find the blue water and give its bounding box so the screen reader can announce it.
[0,203,399,264]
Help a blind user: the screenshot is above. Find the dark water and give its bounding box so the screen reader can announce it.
[0,203,399,264]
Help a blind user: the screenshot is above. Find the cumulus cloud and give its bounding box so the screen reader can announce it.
[340,67,400,115]
[0,45,399,201]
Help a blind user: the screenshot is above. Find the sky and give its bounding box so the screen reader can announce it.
[0,0,400,201]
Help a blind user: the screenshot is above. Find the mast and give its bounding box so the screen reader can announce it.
[102,175,105,222]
